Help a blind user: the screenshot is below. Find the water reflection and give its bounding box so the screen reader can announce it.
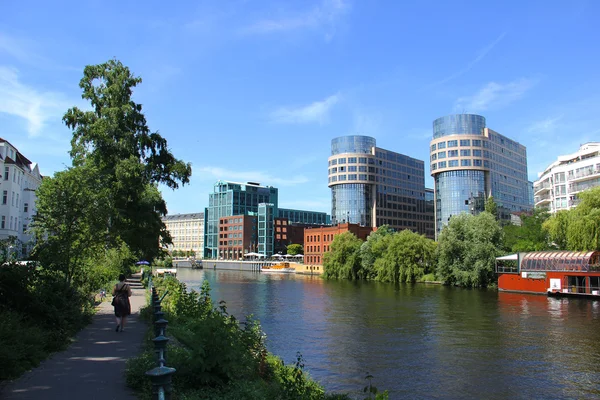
[176,269,600,399]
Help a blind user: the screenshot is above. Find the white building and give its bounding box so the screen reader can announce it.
[0,139,43,257]
[534,142,600,212]
[162,212,204,257]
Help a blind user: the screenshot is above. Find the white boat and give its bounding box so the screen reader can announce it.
[261,262,296,274]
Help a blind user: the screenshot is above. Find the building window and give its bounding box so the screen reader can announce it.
[4,167,8,180]
[473,159,483,166]
[23,224,27,233]
[348,157,357,163]
[460,149,471,157]
[461,159,472,166]
[431,144,436,151]
[448,160,459,167]
[438,161,447,168]
[473,149,482,157]
[448,150,458,157]
[2,191,6,205]
[472,139,482,147]
[437,142,446,149]
[438,151,446,159]
[1,216,4,229]
[338,158,346,164]
[447,140,458,147]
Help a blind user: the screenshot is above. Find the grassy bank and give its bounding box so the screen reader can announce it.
[126,276,385,400]
[0,264,92,381]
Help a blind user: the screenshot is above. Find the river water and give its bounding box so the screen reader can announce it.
[177,268,600,399]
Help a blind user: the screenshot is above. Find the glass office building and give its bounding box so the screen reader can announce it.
[204,181,278,258]
[430,114,532,237]
[328,135,434,238]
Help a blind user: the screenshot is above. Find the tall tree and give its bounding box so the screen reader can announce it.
[374,230,437,283]
[32,165,109,283]
[359,225,394,280]
[323,232,363,280]
[436,212,503,288]
[485,195,498,219]
[503,208,551,252]
[62,59,192,260]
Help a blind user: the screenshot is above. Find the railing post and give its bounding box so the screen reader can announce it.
[146,288,176,400]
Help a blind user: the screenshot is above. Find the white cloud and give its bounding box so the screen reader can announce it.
[242,0,349,39]
[270,93,340,125]
[527,115,563,134]
[0,66,72,136]
[197,166,309,186]
[454,79,535,112]
[429,32,506,87]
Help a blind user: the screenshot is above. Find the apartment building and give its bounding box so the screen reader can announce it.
[534,142,600,212]
[162,212,204,256]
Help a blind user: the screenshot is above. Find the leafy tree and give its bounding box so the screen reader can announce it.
[568,187,600,250]
[62,59,192,260]
[374,230,437,283]
[503,208,551,252]
[436,212,503,288]
[286,244,303,255]
[359,225,394,280]
[323,232,363,280]
[543,210,571,249]
[485,195,498,219]
[32,165,109,284]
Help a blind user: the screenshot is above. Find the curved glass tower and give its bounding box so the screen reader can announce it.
[430,114,531,237]
[329,136,375,226]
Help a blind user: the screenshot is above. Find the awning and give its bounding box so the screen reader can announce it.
[496,254,518,261]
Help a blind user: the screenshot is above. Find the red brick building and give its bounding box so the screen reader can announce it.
[304,223,374,265]
[218,215,257,260]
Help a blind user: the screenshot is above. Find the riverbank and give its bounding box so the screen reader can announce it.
[126,276,363,400]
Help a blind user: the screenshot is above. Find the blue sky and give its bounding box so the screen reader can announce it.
[2,0,599,215]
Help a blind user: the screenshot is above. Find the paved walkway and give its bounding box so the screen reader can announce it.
[2,276,147,400]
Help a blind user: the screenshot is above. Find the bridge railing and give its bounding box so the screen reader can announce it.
[145,286,176,400]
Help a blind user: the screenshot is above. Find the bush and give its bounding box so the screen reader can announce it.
[0,310,47,380]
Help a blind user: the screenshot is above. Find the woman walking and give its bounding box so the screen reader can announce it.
[112,274,132,332]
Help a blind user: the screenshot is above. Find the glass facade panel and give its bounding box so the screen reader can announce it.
[437,142,446,149]
[448,150,458,157]
[331,183,372,226]
[435,170,486,235]
[331,136,376,155]
[448,140,458,148]
[433,114,486,139]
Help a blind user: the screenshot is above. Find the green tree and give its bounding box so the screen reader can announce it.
[550,187,600,251]
[62,59,192,260]
[286,244,303,255]
[543,209,571,249]
[32,165,109,284]
[485,195,498,219]
[359,225,394,280]
[323,232,363,280]
[503,208,551,252]
[436,212,503,288]
[374,230,437,283]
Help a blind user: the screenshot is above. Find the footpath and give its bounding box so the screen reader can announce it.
[1,274,146,400]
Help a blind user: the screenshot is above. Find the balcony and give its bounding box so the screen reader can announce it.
[568,198,581,207]
[569,179,600,194]
[534,181,552,195]
[567,168,600,182]
[534,195,552,207]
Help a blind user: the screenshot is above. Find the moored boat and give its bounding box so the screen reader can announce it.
[261,262,296,274]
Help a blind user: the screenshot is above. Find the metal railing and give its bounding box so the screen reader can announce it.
[145,286,176,400]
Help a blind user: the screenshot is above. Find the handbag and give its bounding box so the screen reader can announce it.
[111,296,117,306]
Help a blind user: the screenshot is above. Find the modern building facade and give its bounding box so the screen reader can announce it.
[162,212,204,256]
[533,143,600,212]
[430,114,531,237]
[218,215,257,260]
[204,181,278,258]
[0,139,42,258]
[204,180,330,258]
[327,135,434,238]
[304,223,374,265]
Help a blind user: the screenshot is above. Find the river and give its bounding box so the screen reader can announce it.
[176,268,600,399]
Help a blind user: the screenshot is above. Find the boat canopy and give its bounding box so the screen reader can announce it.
[496,254,519,261]
[520,251,600,272]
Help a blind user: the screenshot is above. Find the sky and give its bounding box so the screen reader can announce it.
[2,0,600,215]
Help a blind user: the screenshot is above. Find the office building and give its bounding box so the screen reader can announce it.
[218,215,257,260]
[304,223,374,265]
[204,181,278,258]
[534,142,600,212]
[327,135,434,238]
[204,180,330,258]
[430,114,531,236]
[162,212,204,256]
[0,139,43,258]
